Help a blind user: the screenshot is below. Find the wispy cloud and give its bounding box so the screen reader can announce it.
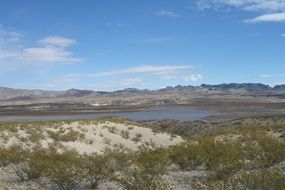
[0,31,82,65]
[260,74,285,78]
[38,62,204,91]
[0,25,22,62]
[243,1,285,12]
[21,36,81,63]
[197,0,285,23]
[91,65,193,77]
[281,33,285,37]
[160,74,204,82]
[0,26,20,66]
[51,65,193,82]
[85,78,143,91]
[182,74,203,82]
[105,23,130,27]
[245,12,285,23]
[155,10,180,18]
[0,25,23,45]
[39,36,76,48]
[0,49,18,59]
[160,75,177,80]
[197,0,285,12]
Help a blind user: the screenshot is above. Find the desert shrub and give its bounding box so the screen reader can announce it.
[0,145,29,181]
[60,129,85,142]
[200,139,243,181]
[27,128,45,143]
[83,153,111,189]
[45,150,85,190]
[7,126,19,133]
[112,145,171,190]
[26,147,85,190]
[219,169,285,190]
[23,147,53,180]
[170,133,176,140]
[47,129,84,142]
[151,128,160,134]
[107,126,118,134]
[103,147,132,172]
[132,133,142,143]
[256,136,285,168]
[47,130,61,141]
[120,130,130,139]
[0,147,14,167]
[169,142,203,170]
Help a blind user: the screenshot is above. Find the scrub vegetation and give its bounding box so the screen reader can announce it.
[0,116,284,189]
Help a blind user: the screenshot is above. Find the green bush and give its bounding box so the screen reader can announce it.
[132,133,142,143]
[47,129,85,142]
[120,130,130,139]
[169,142,203,170]
[24,147,85,190]
[0,145,29,181]
[112,145,171,190]
[223,169,285,190]
[200,139,243,181]
[83,153,111,189]
[257,136,285,168]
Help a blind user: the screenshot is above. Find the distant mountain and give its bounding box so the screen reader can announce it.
[200,83,272,92]
[64,89,94,97]
[0,83,284,107]
[273,85,285,91]
[0,87,64,101]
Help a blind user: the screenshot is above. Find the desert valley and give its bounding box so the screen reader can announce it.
[1,0,285,189]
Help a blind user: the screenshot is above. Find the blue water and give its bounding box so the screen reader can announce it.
[0,107,217,122]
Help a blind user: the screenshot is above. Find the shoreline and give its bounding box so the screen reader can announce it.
[0,101,285,122]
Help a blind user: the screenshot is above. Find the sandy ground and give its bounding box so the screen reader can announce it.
[0,119,187,189]
[0,120,184,154]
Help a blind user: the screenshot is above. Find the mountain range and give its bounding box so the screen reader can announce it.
[0,83,285,108]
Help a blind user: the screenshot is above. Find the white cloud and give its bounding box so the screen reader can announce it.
[22,46,81,63]
[197,0,285,12]
[91,65,193,77]
[0,26,23,65]
[0,30,81,65]
[182,74,203,82]
[244,1,285,12]
[49,65,193,81]
[39,36,76,48]
[260,74,285,78]
[197,0,285,23]
[155,10,179,18]
[245,12,285,23]
[0,49,18,59]
[21,36,81,63]
[160,75,177,80]
[0,25,23,45]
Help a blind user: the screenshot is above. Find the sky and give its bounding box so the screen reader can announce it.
[0,0,285,91]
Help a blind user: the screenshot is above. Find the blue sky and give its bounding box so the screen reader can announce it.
[0,0,285,91]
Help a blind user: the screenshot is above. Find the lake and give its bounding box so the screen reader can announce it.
[0,107,217,122]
